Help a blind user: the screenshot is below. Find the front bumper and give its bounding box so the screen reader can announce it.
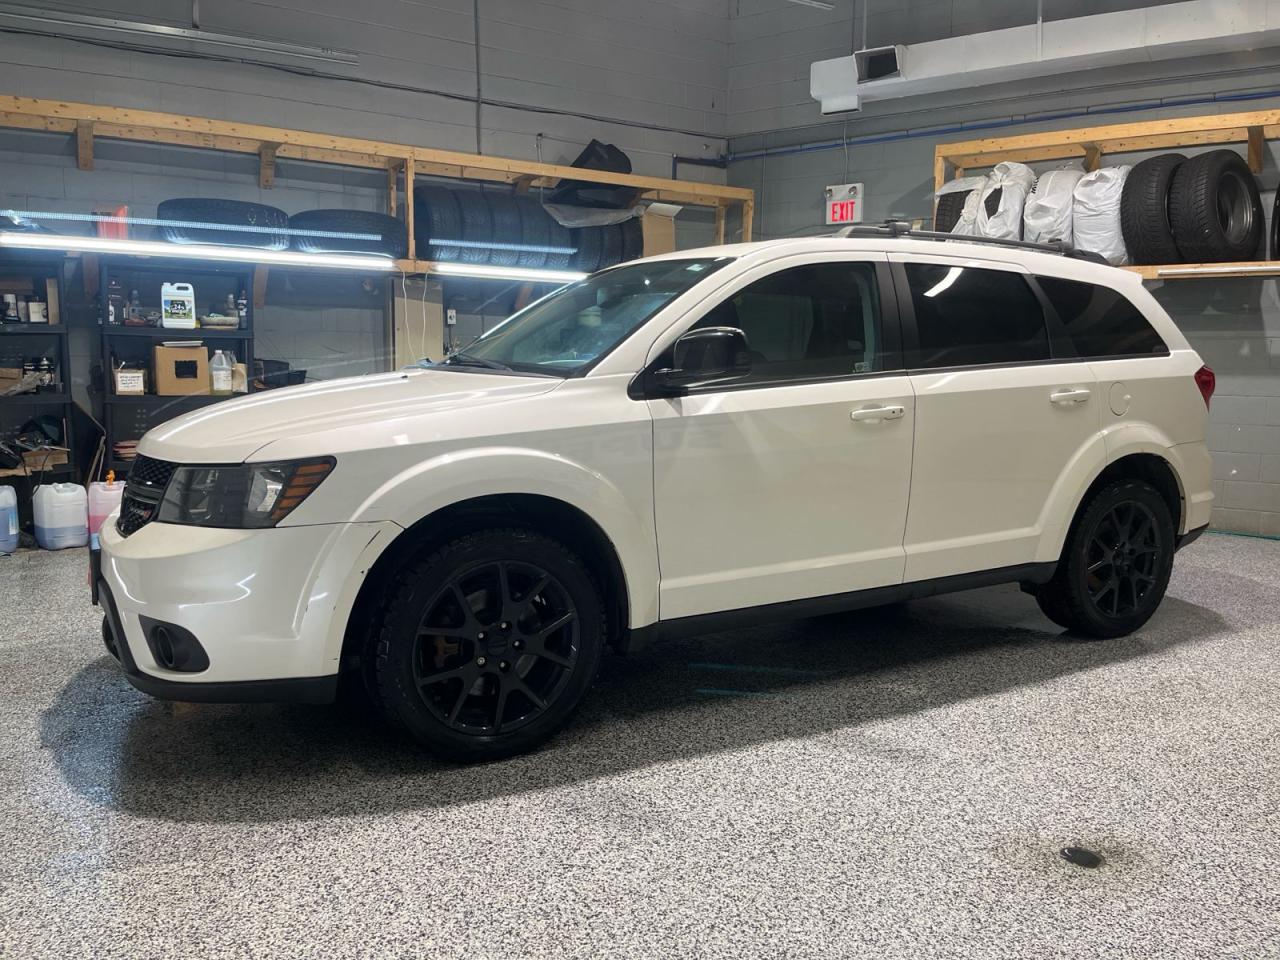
[92,514,400,699]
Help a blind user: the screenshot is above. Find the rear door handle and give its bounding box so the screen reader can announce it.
[1050,388,1091,405]
[851,404,906,422]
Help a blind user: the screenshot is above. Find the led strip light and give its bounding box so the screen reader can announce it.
[431,262,586,283]
[0,233,396,270]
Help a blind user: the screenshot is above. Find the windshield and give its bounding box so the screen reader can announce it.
[449,257,732,376]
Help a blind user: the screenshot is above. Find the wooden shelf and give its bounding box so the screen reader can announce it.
[1120,261,1280,281]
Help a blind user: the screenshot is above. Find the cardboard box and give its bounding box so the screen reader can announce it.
[154,342,210,396]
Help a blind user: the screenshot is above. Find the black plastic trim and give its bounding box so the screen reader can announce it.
[1176,522,1209,551]
[96,577,337,704]
[622,561,1056,652]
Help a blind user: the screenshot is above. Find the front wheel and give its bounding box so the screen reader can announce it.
[370,528,604,761]
[1036,480,1175,638]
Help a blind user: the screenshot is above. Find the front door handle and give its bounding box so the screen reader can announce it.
[851,404,906,422]
[1050,388,1091,405]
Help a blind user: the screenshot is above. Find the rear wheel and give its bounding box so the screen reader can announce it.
[1035,480,1175,638]
[370,529,604,760]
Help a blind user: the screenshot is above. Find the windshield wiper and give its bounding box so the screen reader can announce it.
[441,352,511,371]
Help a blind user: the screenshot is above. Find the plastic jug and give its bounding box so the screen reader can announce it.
[210,349,234,395]
[33,483,88,550]
[88,475,125,535]
[0,486,17,555]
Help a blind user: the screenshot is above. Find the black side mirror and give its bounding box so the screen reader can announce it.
[651,326,752,395]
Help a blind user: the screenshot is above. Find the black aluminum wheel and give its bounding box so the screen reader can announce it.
[412,560,579,734]
[1084,501,1160,618]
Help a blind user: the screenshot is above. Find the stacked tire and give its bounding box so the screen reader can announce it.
[1120,149,1265,264]
[413,184,640,272]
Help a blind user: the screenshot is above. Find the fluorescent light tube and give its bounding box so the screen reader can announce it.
[432,263,587,283]
[0,233,396,271]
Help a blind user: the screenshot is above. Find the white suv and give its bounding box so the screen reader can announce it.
[91,231,1215,759]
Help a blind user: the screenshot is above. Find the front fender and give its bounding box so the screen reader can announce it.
[344,444,660,628]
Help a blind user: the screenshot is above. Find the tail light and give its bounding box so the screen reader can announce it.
[1194,365,1215,409]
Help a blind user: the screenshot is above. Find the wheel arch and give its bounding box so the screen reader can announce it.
[1059,452,1185,556]
[340,493,637,672]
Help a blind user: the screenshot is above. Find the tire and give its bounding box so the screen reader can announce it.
[1035,479,1175,638]
[454,190,493,265]
[545,215,574,269]
[413,186,462,262]
[1120,153,1185,265]
[572,226,604,272]
[935,191,971,232]
[155,198,289,250]
[288,209,408,259]
[515,197,549,269]
[1169,149,1264,263]
[1270,188,1280,261]
[620,217,643,262]
[599,222,624,268]
[370,528,605,761]
[486,194,521,267]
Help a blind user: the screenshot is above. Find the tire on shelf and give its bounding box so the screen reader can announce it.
[1119,153,1185,265]
[287,209,408,259]
[1168,149,1264,263]
[1270,189,1280,261]
[934,190,971,232]
[454,190,493,265]
[545,214,574,270]
[515,197,549,269]
[155,198,289,250]
[413,186,462,262]
[572,226,603,273]
[486,194,522,267]
[599,222,624,268]
[619,217,643,263]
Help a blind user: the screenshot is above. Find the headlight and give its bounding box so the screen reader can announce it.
[156,457,335,529]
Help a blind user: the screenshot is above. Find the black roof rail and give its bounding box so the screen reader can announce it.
[834,220,1109,265]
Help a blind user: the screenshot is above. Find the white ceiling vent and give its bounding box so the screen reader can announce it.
[812,0,1280,114]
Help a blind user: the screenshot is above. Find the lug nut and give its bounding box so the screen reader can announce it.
[513,639,524,650]
[477,656,487,667]
[500,661,509,671]
[477,632,486,640]
[500,622,509,630]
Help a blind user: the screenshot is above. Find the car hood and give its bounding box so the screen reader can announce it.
[136,368,563,463]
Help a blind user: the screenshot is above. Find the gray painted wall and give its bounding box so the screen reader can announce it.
[727,2,1280,537]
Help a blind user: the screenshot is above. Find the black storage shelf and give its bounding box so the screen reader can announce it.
[0,257,75,483]
[97,257,256,478]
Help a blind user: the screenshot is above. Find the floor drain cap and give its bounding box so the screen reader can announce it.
[1060,846,1104,869]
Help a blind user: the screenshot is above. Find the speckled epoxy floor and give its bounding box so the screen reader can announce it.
[1,535,1278,958]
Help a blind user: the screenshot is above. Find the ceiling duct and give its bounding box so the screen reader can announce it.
[812,0,1280,114]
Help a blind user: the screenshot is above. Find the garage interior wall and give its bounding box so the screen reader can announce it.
[728,0,1280,538]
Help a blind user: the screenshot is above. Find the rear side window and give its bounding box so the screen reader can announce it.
[903,263,1049,368]
[1035,275,1169,358]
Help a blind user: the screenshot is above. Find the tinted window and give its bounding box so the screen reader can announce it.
[904,263,1050,368]
[1036,275,1169,358]
[691,261,889,384]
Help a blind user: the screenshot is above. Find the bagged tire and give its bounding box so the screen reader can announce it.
[1072,166,1131,265]
[413,186,462,262]
[1169,149,1263,263]
[1023,168,1084,245]
[156,198,288,250]
[515,197,549,269]
[454,190,493,264]
[572,226,603,272]
[288,209,407,259]
[619,217,643,262]
[934,191,971,232]
[486,194,521,266]
[1120,153,1185,265]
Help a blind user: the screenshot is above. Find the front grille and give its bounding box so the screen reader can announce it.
[116,455,177,537]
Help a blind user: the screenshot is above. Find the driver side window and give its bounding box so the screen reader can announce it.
[691,260,886,385]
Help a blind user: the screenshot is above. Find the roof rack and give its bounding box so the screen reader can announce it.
[835,220,1108,264]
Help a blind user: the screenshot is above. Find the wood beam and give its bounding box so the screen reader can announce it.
[404,159,416,261]
[1082,143,1102,172]
[258,142,278,189]
[714,203,727,245]
[1248,125,1265,173]
[386,160,400,217]
[741,197,755,242]
[75,120,93,171]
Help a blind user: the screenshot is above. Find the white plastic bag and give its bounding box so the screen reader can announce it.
[936,176,985,236]
[975,162,1036,240]
[1072,166,1131,265]
[1023,167,1084,246]
[951,186,982,236]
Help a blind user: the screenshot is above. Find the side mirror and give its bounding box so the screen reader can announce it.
[651,326,752,395]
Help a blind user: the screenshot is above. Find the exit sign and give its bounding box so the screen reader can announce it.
[825,182,864,225]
